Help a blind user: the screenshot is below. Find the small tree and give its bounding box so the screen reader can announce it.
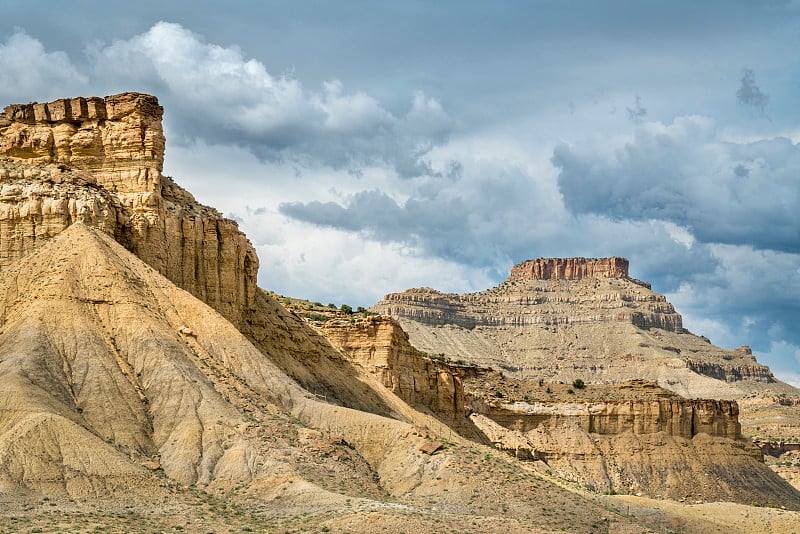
[572,378,586,389]
[340,304,353,314]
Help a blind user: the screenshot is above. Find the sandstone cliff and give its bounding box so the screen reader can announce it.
[0,224,658,533]
[371,257,788,400]
[2,94,800,529]
[320,316,481,426]
[0,93,258,326]
[509,257,634,283]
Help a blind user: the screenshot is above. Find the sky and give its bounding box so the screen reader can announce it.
[1,1,799,386]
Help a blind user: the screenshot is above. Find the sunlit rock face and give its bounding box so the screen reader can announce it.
[0,93,258,326]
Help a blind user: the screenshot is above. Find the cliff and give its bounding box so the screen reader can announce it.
[317,315,800,503]
[320,315,480,425]
[509,256,633,282]
[0,93,257,326]
[473,397,742,441]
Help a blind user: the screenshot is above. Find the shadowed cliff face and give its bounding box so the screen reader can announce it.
[0,93,258,327]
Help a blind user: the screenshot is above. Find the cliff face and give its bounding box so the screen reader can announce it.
[0,93,257,326]
[371,258,783,399]
[509,257,632,282]
[474,398,742,441]
[374,257,680,331]
[321,316,479,423]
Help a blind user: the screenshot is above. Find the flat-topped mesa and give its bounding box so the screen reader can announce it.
[0,93,257,327]
[509,257,630,282]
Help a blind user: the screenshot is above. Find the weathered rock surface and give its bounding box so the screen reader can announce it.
[371,257,792,400]
[509,256,634,282]
[3,93,800,528]
[317,313,800,506]
[320,316,481,426]
[0,93,258,327]
[474,398,742,440]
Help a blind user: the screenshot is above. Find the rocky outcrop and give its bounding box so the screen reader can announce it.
[0,93,257,326]
[374,258,682,332]
[474,398,742,441]
[509,257,630,281]
[318,315,800,504]
[321,316,480,423]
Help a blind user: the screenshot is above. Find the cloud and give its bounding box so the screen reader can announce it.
[736,68,770,114]
[0,29,87,102]
[278,151,722,288]
[626,96,647,123]
[553,115,800,252]
[91,21,453,177]
[667,244,800,356]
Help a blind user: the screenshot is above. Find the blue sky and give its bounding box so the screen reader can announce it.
[1,1,799,386]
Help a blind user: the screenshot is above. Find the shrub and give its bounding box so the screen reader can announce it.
[340,304,353,314]
[572,378,586,389]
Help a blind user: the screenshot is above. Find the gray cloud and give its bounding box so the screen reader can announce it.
[89,22,454,178]
[279,159,721,289]
[737,68,770,114]
[668,244,800,352]
[626,96,647,123]
[553,115,800,252]
[0,30,87,103]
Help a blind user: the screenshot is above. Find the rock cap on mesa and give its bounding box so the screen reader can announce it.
[508,256,630,281]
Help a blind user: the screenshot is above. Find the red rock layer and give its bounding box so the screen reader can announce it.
[509,257,629,281]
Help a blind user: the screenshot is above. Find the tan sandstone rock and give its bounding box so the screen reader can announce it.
[0,93,257,327]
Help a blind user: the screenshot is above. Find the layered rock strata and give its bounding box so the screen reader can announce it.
[474,398,743,442]
[321,316,481,424]
[320,315,800,503]
[0,93,257,326]
[509,257,631,282]
[372,258,784,398]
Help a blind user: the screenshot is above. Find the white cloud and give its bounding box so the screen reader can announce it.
[92,21,452,176]
[0,29,87,102]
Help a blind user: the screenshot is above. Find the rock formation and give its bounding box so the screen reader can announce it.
[321,316,482,427]
[0,93,258,326]
[320,314,800,504]
[371,257,790,400]
[509,256,633,282]
[0,224,658,533]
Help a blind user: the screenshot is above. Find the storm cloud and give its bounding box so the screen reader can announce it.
[553,116,800,252]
